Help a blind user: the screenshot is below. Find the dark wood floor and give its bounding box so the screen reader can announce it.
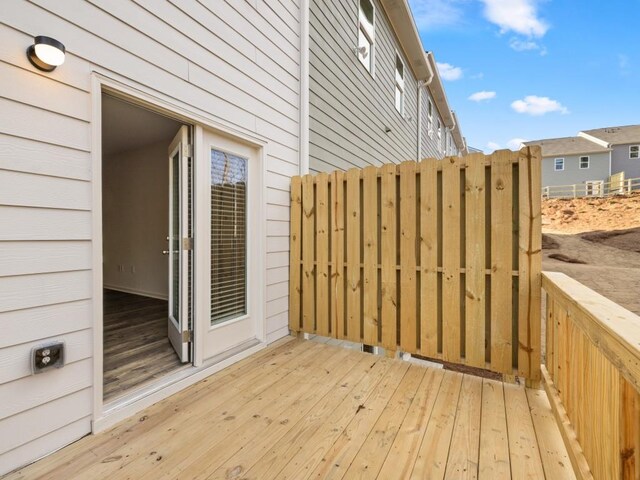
[103,290,183,402]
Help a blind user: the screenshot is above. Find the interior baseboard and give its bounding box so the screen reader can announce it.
[103,284,168,301]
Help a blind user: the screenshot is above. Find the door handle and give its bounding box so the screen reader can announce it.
[162,250,179,255]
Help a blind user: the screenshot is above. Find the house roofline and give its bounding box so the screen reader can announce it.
[426,52,456,129]
[577,131,611,148]
[379,0,433,82]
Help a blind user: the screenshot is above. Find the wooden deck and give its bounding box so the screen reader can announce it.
[5,338,575,480]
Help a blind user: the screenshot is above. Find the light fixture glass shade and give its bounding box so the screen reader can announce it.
[27,36,65,71]
[34,43,65,66]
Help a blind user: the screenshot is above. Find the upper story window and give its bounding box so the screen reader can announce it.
[437,118,442,150]
[554,158,565,171]
[394,54,405,115]
[357,0,375,74]
[579,156,590,169]
[630,145,639,159]
[427,99,433,136]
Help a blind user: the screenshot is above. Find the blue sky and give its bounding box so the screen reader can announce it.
[408,0,640,152]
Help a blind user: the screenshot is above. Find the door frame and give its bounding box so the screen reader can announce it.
[90,73,268,432]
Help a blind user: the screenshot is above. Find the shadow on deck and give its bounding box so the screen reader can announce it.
[5,337,575,480]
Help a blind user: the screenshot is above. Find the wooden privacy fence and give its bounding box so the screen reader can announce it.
[289,147,542,381]
[542,272,640,479]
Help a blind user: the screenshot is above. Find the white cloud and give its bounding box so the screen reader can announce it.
[507,138,528,150]
[487,141,501,151]
[511,95,569,116]
[437,62,463,81]
[480,0,549,37]
[468,91,496,102]
[509,37,548,55]
[408,0,466,30]
[470,72,485,80]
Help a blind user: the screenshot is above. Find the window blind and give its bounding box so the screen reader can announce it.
[210,149,247,325]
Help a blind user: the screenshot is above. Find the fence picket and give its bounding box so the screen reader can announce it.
[380,163,397,352]
[518,147,542,381]
[400,161,417,353]
[302,175,315,333]
[490,150,514,374]
[419,159,438,358]
[363,166,379,346]
[331,171,345,338]
[346,168,362,342]
[316,173,330,336]
[442,156,461,363]
[465,153,486,368]
[289,176,302,332]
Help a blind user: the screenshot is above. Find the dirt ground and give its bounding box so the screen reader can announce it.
[541,193,640,316]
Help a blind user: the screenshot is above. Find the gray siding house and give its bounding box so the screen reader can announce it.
[580,125,640,180]
[523,137,611,194]
[308,0,466,173]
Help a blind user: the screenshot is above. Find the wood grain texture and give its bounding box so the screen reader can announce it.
[331,171,345,338]
[399,161,417,353]
[346,168,361,342]
[288,176,302,332]
[315,173,330,336]
[420,158,438,358]
[380,163,397,352]
[442,156,461,363]
[490,150,514,374]
[362,166,379,345]
[464,154,486,368]
[518,146,542,380]
[6,339,573,480]
[301,175,315,333]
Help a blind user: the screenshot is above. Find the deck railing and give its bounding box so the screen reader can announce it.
[542,271,640,479]
[289,147,542,381]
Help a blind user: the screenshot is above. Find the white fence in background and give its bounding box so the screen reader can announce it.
[542,177,640,198]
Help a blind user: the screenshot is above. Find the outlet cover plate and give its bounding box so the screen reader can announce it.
[31,341,65,374]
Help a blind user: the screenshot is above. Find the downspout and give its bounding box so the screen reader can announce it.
[299,0,310,175]
[416,55,435,161]
[417,81,423,161]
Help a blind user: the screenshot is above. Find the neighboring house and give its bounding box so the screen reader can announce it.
[523,137,611,194]
[579,125,640,180]
[526,124,640,196]
[308,0,466,173]
[0,1,468,476]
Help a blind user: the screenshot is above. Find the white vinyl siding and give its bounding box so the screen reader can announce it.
[579,156,590,169]
[0,0,300,474]
[630,145,639,159]
[554,158,565,171]
[357,0,375,74]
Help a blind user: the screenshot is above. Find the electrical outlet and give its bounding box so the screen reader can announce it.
[131,265,135,274]
[32,342,65,374]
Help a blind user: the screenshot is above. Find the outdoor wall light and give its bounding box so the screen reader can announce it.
[27,36,65,72]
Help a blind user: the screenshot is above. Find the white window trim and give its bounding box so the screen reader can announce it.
[554,158,565,171]
[357,0,375,76]
[579,156,590,169]
[630,145,639,159]
[394,51,405,116]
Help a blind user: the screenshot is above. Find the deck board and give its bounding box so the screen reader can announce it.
[4,339,575,480]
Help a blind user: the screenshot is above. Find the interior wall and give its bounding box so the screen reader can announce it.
[103,140,172,299]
